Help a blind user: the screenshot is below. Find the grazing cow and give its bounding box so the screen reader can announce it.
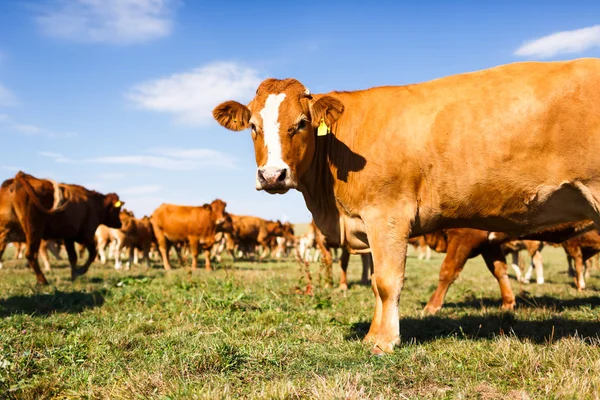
[214,59,600,353]
[502,240,544,284]
[0,172,123,284]
[150,199,228,271]
[561,230,600,290]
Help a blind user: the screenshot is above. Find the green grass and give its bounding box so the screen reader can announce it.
[1,245,600,399]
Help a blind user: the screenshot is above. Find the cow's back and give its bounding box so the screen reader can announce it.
[328,58,600,237]
[151,204,213,241]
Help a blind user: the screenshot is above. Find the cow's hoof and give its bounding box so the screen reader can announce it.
[371,338,399,355]
[536,279,545,285]
[501,301,516,311]
[337,283,348,291]
[422,304,441,315]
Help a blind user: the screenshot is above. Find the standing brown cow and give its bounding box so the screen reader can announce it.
[214,59,600,353]
[150,199,228,271]
[0,171,123,284]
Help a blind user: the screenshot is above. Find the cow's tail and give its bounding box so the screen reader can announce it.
[15,172,69,214]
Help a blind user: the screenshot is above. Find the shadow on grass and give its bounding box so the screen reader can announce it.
[443,294,600,312]
[0,289,106,317]
[348,313,600,345]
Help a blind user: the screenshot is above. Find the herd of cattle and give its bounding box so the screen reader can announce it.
[1,171,600,316]
[2,58,600,354]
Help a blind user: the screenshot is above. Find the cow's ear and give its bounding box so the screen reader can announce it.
[203,204,211,210]
[310,96,344,129]
[213,101,251,131]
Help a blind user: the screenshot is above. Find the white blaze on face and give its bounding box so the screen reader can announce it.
[259,93,288,169]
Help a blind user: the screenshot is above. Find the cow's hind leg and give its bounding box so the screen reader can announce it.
[338,248,350,290]
[25,238,48,285]
[532,250,544,284]
[361,253,373,284]
[481,245,516,311]
[423,238,472,315]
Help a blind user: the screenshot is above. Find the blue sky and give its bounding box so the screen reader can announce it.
[1,1,599,222]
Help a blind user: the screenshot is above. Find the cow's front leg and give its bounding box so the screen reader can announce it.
[363,212,411,354]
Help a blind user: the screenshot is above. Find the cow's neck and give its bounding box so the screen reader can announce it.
[297,132,343,245]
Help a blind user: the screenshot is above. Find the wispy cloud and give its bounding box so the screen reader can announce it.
[0,83,17,106]
[126,61,263,126]
[40,147,237,171]
[35,0,177,45]
[0,115,77,138]
[515,25,600,58]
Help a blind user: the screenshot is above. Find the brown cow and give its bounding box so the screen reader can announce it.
[228,215,272,260]
[112,211,155,270]
[150,199,228,271]
[423,222,594,315]
[214,59,600,353]
[562,230,600,290]
[0,172,123,284]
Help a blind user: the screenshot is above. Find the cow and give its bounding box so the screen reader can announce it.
[214,59,600,354]
[150,199,228,271]
[228,215,273,260]
[111,211,155,270]
[561,230,600,291]
[0,172,123,284]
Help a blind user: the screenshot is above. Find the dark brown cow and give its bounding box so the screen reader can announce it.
[150,199,228,271]
[228,215,272,260]
[214,59,600,353]
[0,171,123,284]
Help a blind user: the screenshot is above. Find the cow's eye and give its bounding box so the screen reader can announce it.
[297,119,307,131]
[250,123,257,139]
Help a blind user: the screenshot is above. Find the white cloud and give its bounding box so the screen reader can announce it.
[40,147,237,171]
[36,0,176,45]
[515,25,600,58]
[0,116,77,138]
[119,184,162,195]
[0,83,17,106]
[126,61,263,126]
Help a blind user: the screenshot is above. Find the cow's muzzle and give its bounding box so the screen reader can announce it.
[256,167,295,193]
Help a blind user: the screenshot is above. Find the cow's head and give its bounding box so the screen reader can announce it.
[209,198,227,226]
[103,193,124,229]
[213,78,344,194]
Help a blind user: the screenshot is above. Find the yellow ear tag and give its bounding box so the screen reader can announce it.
[114,201,122,207]
[317,118,329,136]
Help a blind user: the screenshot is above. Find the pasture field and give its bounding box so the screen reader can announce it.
[1,245,600,399]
